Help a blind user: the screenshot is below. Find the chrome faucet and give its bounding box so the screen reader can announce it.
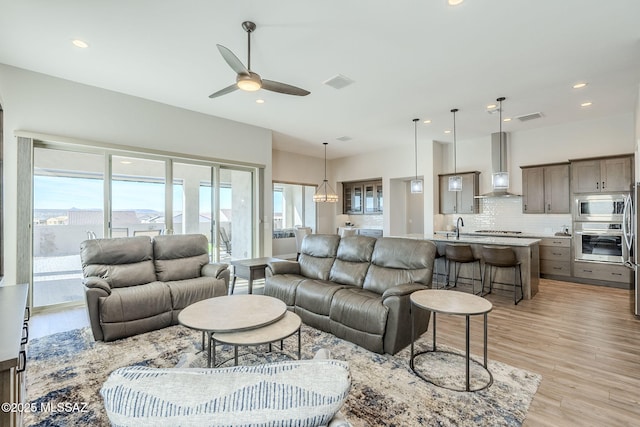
[456,217,464,240]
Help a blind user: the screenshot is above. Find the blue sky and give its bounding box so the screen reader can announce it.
[34,176,231,211]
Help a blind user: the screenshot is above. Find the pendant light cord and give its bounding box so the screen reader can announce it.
[497,97,505,168]
[413,118,419,180]
[451,108,459,174]
[323,142,328,182]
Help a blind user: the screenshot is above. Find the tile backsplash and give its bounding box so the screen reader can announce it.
[436,197,572,235]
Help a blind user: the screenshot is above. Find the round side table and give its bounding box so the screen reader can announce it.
[410,289,493,392]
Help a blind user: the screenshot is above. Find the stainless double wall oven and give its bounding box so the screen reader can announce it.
[574,194,629,264]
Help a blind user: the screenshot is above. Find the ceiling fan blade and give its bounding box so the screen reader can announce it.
[209,84,238,98]
[216,44,249,75]
[262,79,310,96]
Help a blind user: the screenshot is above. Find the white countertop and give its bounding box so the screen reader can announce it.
[400,233,541,247]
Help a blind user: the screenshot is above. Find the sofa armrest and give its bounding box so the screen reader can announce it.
[267,260,300,276]
[83,276,112,295]
[381,282,427,300]
[201,263,229,278]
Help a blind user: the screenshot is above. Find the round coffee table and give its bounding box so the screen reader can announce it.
[410,289,493,392]
[213,311,302,366]
[178,294,287,367]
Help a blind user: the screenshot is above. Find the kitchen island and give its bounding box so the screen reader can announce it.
[401,234,540,300]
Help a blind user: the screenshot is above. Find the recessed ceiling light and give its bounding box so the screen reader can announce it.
[423,119,432,124]
[72,39,89,48]
[573,82,588,89]
[503,118,512,122]
[255,99,265,104]
[444,130,451,134]
[486,104,497,110]
[120,160,132,165]
[448,0,464,5]
[581,102,592,107]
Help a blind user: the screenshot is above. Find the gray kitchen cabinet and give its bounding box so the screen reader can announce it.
[343,180,382,214]
[521,163,570,214]
[539,237,571,277]
[571,155,632,193]
[573,260,631,285]
[438,171,480,214]
[522,167,545,213]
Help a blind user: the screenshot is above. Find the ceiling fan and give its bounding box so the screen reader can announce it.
[209,21,311,99]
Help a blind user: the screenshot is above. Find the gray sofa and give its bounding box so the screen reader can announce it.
[80,234,229,341]
[265,235,437,354]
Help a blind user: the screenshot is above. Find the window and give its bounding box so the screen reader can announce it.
[28,142,259,310]
[272,182,316,238]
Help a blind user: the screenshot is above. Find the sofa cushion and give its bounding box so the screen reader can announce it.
[264,274,306,307]
[81,237,157,288]
[329,288,388,336]
[100,281,172,324]
[153,234,210,281]
[329,236,375,287]
[155,254,210,282]
[298,234,340,280]
[101,360,351,427]
[165,276,225,311]
[363,238,435,294]
[295,279,347,316]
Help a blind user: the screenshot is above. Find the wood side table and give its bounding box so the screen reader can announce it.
[230,257,284,294]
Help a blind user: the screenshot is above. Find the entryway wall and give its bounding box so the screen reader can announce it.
[388,177,424,236]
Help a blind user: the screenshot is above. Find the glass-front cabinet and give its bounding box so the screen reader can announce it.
[344,180,382,214]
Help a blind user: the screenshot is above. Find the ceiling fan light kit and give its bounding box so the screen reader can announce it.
[209,21,310,99]
[236,72,262,91]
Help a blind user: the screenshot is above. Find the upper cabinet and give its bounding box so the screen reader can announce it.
[521,163,570,214]
[344,180,382,214]
[571,155,633,193]
[438,171,480,214]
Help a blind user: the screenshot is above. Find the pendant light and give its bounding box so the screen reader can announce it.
[313,142,339,203]
[448,108,462,191]
[492,97,509,190]
[410,118,423,193]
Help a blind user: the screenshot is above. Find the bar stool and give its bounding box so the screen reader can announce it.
[445,244,482,295]
[481,246,523,305]
[432,247,447,289]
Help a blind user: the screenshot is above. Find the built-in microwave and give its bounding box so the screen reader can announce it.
[574,194,627,222]
[574,222,627,264]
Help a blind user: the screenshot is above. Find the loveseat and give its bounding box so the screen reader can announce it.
[265,235,437,354]
[80,234,229,341]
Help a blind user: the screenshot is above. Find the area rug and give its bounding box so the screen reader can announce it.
[24,325,541,426]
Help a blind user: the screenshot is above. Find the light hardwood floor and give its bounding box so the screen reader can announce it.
[30,279,640,425]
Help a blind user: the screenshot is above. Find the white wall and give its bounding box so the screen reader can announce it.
[442,113,635,195]
[332,142,437,236]
[0,64,273,284]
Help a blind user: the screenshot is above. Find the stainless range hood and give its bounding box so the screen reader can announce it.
[476,132,521,198]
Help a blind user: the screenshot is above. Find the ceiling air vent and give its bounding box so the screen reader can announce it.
[336,136,352,142]
[323,74,355,90]
[514,112,544,122]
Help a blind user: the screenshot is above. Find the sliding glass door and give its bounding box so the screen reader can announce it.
[31,144,258,310]
[111,156,166,237]
[32,148,104,308]
[220,167,254,261]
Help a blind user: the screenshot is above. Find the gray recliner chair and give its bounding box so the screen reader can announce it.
[81,234,229,341]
